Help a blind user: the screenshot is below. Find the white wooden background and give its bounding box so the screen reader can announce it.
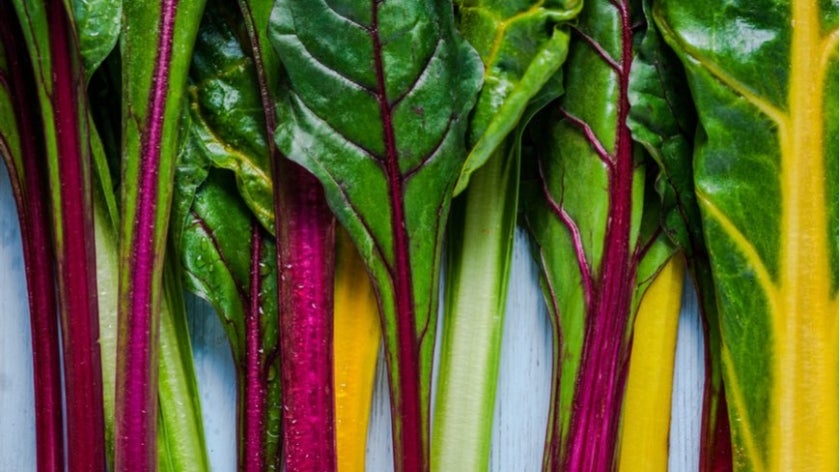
[0,165,704,471]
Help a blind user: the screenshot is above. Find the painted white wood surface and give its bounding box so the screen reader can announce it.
[0,164,703,471]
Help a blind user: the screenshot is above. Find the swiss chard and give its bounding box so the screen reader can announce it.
[0,7,63,470]
[115,1,206,468]
[522,0,676,468]
[626,1,731,468]
[9,1,107,468]
[655,1,838,469]
[268,1,484,469]
[434,1,580,469]
[169,4,284,467]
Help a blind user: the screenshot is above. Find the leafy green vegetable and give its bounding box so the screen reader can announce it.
[656,1,838,469]
[0,8,64,469]
[522,0,676,468]
[433,1,579,469]
[626,1,731,467]
[268,1,483,469]
[115,0,206,468]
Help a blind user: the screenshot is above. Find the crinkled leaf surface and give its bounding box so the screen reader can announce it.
[655,1,838,470]
[268,1,483,468]
[187,2,274,233]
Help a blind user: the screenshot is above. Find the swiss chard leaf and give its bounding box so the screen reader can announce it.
[268,1,483,469]
[453,0,581,193]
[655,1,838,469]
[70,0,121,79]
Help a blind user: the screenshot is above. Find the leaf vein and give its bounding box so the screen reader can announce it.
[697,191,778,302]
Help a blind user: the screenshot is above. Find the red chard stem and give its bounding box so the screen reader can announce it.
[0,7,64,470]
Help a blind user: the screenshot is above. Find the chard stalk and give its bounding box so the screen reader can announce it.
[268,2,483,468]
[9,1,107,468]
[0,9,63,470]
[116,1,206,468]
[434,2,580,468]
[334,227,381,472]
[624,0,732,467]
[237,1,339,468]
[617,255,684,471]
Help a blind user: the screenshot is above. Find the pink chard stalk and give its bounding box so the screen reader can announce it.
[524,0,677,469]
[8,0,110,469]
[114,0,206,469]
[0,6,64,470]
[238,0,339,468]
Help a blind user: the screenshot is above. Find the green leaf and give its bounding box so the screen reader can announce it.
[453,0,581,194]
[268,1,483,468]
[187,1,274,233]
[69,0,121,79]
[655,1,838,469]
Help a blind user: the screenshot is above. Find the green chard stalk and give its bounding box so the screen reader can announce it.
[433,1,580,470]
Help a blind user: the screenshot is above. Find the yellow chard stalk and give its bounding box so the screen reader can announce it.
[334,228,382,472]
[618,255,685,472]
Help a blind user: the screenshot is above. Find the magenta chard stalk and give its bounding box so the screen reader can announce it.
[267,1,483,469]
[8,0,108,469]
[234,1,339,468]
[524,0,678,469]
[0,6,63,470]
[115,0,206,469]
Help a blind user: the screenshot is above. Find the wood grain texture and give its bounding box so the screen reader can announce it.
[0,161,703,470]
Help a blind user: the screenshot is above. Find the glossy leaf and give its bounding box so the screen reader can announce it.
[453,0,581,193]
[269,1,483,469]
[171,5,284,467]
[116,0,206,468]
[522,0,676,468]
[70,0,121,79]
[655,1,839,469]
